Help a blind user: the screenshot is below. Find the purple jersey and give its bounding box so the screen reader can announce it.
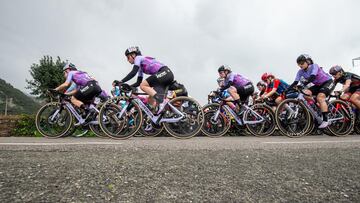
[134,56,165,77]
[66,71,94,87]
[225,72,251,87]
[295,64,331,85]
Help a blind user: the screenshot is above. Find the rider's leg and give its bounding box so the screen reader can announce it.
[140,80,156,97]
[140,80,157,108]
[228,86,241,108]
[71,96,84,108]
[350,92,360,110]
[317,92,329,128]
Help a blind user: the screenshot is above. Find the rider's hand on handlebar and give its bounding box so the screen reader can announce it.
[296,84,304,90]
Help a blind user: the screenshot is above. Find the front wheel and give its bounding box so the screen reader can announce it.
[275,99,311,138]
[35,102,73,138]
[244,104,276,137]
[98,97,143,139]
[201,103,231,138]
[163,96,204,139]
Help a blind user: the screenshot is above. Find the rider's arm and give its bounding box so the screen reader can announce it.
[220,81,233,91]
[341,79,352,92]
[263,80,279,98]
[131,76,143,87]
[303,64,319,85]
[121,65,140,83]
[54,72,73,92]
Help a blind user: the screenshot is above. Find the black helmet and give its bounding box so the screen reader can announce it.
[296,54,312,64]
[257,81,267,87]
[329,65,344,75]
[125,46,141,56]
[63,62,77,71]
[218,65,231,73]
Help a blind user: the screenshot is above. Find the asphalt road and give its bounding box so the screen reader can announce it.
[1,136,359,202]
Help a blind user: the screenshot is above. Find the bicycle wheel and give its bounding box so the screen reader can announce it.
[163,96,204,139]
[89,122,108,138]
[275,99,311,138]
[35,102,73,138]
[99,97,142,139]
[244,104,276,137]
[201,104,231,138]
[138,114,164,137]
[326,100,354,137]
[65,126,89,137]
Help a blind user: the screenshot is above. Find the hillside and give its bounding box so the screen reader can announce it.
[0,78,40,115]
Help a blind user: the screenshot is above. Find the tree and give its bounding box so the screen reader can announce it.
[26,56,65,99]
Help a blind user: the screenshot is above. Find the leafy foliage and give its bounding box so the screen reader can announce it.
[11,114,41,137]
[26,56,66,99]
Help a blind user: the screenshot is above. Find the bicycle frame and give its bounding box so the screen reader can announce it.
[116,94,185,125]
[293,92,344,124]
[49,100,99,126]
[212,101,265,126]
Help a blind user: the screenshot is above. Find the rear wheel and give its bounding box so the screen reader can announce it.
[163,96,203,139]
[244,104,276,137]
[326,100,354,137]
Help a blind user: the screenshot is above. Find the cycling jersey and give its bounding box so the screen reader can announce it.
[225,72,251,87]
[66,71,94,87]
[294,64,331,85]
[334,72,360,87]
[134,56,165,77]
[266,79,289,95]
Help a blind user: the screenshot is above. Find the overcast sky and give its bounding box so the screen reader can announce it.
[1,0,360,104]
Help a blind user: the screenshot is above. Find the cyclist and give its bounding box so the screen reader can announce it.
[218,65,254,109]
[288,54,333,128]
[329,65,360,110]
[54,62,102,118]
[256,81,267,98]
[260,73,289,106]
[117,46,174,107]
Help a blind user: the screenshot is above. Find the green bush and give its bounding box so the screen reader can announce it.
[11,114,41,137]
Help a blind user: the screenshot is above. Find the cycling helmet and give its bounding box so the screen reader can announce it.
[63,62,77,71]
[125,46,141,56]
[296,54,313,64]
[261,72,274,81]
[218,65,231,73]
[329,65,344,75]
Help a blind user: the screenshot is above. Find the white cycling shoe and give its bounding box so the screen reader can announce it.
[318,121,330,129]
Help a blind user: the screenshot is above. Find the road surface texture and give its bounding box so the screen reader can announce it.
[1,136,359,202]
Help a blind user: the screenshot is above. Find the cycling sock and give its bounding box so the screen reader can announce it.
[322,112,329,122]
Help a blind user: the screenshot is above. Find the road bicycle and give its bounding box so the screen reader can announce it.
[98,84,203,139]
